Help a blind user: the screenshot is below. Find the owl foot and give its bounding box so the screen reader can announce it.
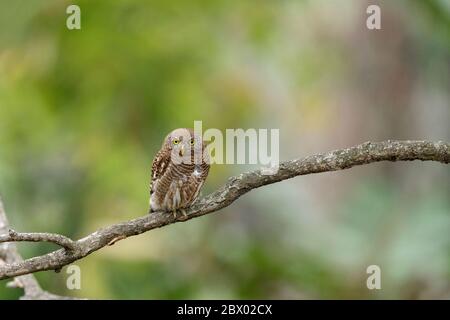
[171,209,188,219]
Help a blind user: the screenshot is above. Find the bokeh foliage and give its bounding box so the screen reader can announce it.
[0,0,449,299]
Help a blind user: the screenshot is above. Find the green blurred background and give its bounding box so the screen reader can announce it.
[0,0,449,299]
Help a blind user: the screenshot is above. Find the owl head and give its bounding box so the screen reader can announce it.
[163,128,206,164]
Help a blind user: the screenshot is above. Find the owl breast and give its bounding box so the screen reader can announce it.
[150,163,209,212]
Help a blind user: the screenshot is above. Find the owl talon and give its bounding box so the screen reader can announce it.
[180,209,187,217]
[172,210,177,219]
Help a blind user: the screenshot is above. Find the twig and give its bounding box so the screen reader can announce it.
[0,230,77,251]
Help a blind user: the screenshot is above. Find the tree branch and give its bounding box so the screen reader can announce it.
[0,197,79,299]
[0,140,448,281]
[0,230,77,251]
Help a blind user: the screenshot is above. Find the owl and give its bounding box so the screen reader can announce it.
[149,128,210,218]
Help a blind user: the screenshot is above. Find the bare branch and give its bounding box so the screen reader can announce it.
[0,230,77,251]
[0,197,80,299]
[0,140,448,281]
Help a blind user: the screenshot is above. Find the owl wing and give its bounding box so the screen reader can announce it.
[150,148,171,195]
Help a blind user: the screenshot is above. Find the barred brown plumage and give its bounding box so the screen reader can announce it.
[149,128,210,218]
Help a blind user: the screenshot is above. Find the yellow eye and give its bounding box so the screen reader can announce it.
[173,139,180,145]
[190,139,195,145]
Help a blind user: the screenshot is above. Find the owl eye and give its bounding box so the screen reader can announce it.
[173,139,180,145]
[190,139,195,145]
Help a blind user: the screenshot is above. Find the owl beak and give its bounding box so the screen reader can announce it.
[179,145,185,157]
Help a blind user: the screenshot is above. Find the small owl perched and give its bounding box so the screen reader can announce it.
[149,128,210,218]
